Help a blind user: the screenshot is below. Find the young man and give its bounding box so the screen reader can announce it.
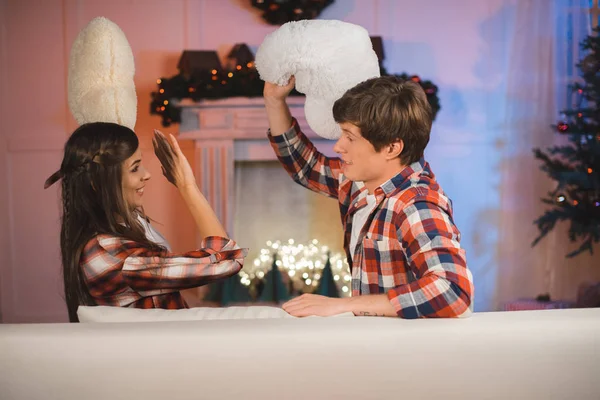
[265,75,474,318]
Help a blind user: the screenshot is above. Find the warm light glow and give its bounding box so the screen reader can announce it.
[159,89,164,94]
[156,78,162,84]
[211,69,217,75]
[227,72,233,78]
[588,168,593,173]
[247,62,253,68]
[241,239,352,297]
[163,100,168,105]
[236,65,242,70]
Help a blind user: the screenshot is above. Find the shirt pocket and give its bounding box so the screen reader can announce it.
[362,238,414,288]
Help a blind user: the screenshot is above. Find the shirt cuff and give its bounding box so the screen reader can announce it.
[199,236,242,253]
[267,118,302,149]
[387,288,420,319]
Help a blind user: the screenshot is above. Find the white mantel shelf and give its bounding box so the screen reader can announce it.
[177,96,327,141]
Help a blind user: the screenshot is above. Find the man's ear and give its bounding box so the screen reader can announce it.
[386,140,404,160]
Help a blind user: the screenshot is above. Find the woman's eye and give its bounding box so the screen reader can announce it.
[131,166,139,173]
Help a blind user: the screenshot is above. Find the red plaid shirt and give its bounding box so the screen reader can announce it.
[81,235,247,309]
[269,119,474,318]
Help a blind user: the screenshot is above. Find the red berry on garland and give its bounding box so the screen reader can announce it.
[557,122,569,132]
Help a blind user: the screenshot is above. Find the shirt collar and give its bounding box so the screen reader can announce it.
[379,157,428,197]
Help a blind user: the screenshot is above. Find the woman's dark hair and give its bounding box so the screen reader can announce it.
[45,122,161,322]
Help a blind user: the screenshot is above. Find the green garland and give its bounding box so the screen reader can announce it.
[150,64,440,128]
[250,0,335,25]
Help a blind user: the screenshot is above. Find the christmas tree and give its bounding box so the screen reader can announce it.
[315,258,339,297]
[532,27,600,258]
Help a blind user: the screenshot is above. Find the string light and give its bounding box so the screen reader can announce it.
[151,55,440,128]
[238,239,352,297]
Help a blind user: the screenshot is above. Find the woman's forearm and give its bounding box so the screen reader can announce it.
[179,183,228,239]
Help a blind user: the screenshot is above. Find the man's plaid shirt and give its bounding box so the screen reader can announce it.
[269,119,473,318]
[81,235,247,309]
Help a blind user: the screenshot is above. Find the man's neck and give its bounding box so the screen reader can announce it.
[364,163,408,194]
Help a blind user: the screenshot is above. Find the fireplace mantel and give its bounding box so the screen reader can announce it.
[178,96,327,141]
[176,97,337,238]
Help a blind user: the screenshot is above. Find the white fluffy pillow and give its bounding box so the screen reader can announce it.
[68,17,137,130]
[77,305,354,322]
[255,20,380,139]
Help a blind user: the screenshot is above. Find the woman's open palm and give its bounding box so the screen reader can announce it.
[152,130,196,189]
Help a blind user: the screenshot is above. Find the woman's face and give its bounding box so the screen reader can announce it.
[121,148,151,209]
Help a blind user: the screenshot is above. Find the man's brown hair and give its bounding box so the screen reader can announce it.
[332,76,433,165]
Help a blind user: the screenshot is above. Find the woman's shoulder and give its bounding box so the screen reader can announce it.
[83,234,138,255]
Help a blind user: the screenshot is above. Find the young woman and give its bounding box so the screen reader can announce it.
[44,122,246,322]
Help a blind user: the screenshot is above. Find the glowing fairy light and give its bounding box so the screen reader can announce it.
[239,239,353,298]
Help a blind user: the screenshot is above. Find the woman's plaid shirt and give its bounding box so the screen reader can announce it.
[268,120,474,318]
[80,235,247,309]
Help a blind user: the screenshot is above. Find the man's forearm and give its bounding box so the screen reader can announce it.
[264,98,293,136]
[345,294,398,317]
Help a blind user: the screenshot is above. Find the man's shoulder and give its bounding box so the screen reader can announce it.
[388,173,452,213]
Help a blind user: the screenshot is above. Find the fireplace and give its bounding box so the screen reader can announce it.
[177,97,345,261]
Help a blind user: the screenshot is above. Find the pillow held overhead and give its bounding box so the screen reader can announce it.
[68,17,137,130]
[255,20,380,139]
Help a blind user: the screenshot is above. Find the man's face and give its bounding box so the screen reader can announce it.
[333,122,390,189]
